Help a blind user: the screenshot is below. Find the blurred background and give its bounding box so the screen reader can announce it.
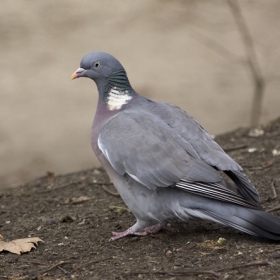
[0,0,279,189]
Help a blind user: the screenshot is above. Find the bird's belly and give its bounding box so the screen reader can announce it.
[113,175,179,223]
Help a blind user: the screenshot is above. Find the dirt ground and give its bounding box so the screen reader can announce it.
[0,118,280,279]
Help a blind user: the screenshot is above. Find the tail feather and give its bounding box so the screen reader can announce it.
[199,208,280,240]
[225,170,260,204]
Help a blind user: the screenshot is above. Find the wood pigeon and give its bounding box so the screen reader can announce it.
[71,52,280,241]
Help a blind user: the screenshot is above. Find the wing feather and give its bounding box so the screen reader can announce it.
[98,109,222,190]
[141,101,259,203]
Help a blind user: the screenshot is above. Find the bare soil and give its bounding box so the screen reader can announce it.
[0,118,280,280]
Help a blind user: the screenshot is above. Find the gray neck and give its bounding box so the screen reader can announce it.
[96,69,133,98]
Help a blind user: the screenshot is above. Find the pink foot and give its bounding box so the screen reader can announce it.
[111,223,176,241]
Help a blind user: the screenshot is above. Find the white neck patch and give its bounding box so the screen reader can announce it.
[107,87,132,111]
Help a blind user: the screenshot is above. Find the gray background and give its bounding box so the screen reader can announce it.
[1,0,279,188]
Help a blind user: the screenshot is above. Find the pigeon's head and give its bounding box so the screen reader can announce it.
[71,52,132,93]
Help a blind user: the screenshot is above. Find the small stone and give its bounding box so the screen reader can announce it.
[271,251,280,259]
[272,149,280,156]
[248,148,257,153]
[165,249,172,257]
[45,218,56,225]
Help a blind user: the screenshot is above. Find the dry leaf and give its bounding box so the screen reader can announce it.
[0,235,43,255]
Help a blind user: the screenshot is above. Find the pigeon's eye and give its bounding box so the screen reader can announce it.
[94,62,101,68]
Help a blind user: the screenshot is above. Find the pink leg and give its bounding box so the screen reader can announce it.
[111,222,176,241]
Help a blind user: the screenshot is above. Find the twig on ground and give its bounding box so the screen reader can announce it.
[217,259,269,272]
[38,181,82,193]
[20,260,47,266]
[102,185,120,196]
[93,182,113,185]
[267,205,280,213]
[39,181,113,194]
[125,259,269,278]
[125,269,220,278]
[43,260,71,273]
[223,144,248,152]
[245,161,274,170]
[32,261,71,280]
[271,179,277,199]
[57,265,68,274]
[72,257,112,272]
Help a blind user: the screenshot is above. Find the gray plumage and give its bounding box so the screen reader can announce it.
[71,52,280,241]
